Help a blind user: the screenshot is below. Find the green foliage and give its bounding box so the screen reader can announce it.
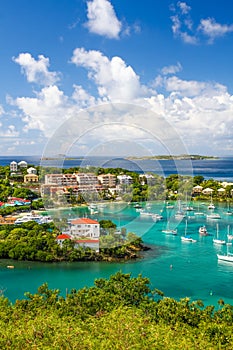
[99,219,117,229]
[1,272,233,348]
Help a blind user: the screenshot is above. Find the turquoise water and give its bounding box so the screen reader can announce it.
[1,201,233,307]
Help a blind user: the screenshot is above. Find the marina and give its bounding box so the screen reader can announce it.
[1,199,233,307]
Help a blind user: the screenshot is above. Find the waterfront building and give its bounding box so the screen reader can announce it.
[98,173,116,188]
[57,218,100,252]
[70,218,100,239]
[44,174,77,186]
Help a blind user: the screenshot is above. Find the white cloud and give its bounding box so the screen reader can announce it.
[170,2,233,44]
[198,18,233,43]
[160,76,227,97]
[13,53,60,85]
[177,1,191,15]
[72,85,96,107]
[0,125,19,137]
[71,47,145,101]
[13,85,70,135]
[161,62,182,75]
[85,0,122,39]
[170,2,197,44]
[7,47,233,156]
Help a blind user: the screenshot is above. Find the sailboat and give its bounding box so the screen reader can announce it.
[162,220,177,235]
[194,202,205,216]
[213,223,226,245]
[225,200,233,215]
[208,193,215,209]
[181,219,197,242]
[217,237,233,262]
[175,200,186,220]
[227,225,233,241]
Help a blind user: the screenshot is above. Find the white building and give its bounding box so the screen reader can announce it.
[117,174,133,185]
[70,218,100,239]
[27,167,37,175]
[18,160,28,168]
[57,218,100,252]
[10,161,18,172]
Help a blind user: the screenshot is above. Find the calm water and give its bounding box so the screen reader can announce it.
[1,155,233,180]
[1,201,233,307]
[1,156,233,306]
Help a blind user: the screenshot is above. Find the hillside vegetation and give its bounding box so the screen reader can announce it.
[1,272,233,349]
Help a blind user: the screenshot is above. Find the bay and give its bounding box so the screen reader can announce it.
[1,201,233,307]
[1,155,233,306]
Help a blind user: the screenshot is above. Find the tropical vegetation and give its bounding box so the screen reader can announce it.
[0,221,146,262]
[1,271,233,349]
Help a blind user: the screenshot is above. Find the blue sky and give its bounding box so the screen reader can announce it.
[1,0,233,156]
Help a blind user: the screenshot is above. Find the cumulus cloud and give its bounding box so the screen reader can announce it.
[13,53,60,85]
[71,47,145,101]
[72,85,96,107]
[85,0,122,39]
[170,1,233,44]
[198,18,233,43]
[9,47,233,155]
[13,85,69,135]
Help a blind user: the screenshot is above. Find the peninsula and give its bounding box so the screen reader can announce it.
[127,154,218,160]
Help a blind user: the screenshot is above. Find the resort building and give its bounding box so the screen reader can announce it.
[44,174,77,186]
[117,174,133,185]
[98,173,117,188]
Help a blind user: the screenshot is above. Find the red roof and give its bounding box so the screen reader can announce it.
[71,218,99,225]
[56,234,71,240]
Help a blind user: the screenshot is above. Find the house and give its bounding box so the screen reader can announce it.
[56,233,71,246]
[70,218,100,238]
[27,167,37,175]
[56,218,100,252]
[24,174,39,183]
[202,188,214,195]
[18,160,28,168]
[10,161,18,172]
[217,188,226,195]
[192,185,203,194]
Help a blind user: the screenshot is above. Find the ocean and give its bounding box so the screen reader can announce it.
[2,155,233,181]
[1,155,233,306]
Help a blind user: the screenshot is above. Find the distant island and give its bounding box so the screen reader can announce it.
[126,154,218,160]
